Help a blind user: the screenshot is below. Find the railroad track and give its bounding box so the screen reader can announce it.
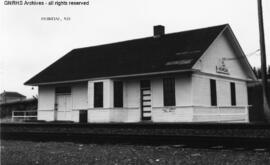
[1,122,270,150]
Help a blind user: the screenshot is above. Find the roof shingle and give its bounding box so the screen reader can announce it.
[25,24,227,85]
[0,91,26,98]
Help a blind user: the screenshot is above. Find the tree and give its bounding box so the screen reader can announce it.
[267,65,270,78]
[258,67,262,79]
[252,66,270,79]
[252,67,258,78]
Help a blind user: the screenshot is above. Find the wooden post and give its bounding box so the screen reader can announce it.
[12,111,14,122]
[257,0,270,122]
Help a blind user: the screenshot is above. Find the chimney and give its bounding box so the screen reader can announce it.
[153,25,165,38]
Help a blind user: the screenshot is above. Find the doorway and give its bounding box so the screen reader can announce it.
[79,110,88,123]
[140,80,152,121]
[55,94,72,121]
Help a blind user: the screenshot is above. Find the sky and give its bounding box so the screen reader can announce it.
[0,0,270,98]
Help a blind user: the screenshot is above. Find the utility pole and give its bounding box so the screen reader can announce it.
[257,0,270,122]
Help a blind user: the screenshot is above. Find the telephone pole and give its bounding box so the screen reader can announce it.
[257,0,270,122]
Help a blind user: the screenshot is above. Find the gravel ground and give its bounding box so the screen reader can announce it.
[1,140,270,165]
[2,123,270,138]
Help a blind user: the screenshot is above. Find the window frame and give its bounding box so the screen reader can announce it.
[94,82,103,108]
[230,82,236,106]
[114,81,123,108]
[210,79,217,106]
[163,78,176,106]
[55,86,71,94]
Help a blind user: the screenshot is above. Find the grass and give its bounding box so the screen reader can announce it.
[0,117,27,123]
[1,140,270,165]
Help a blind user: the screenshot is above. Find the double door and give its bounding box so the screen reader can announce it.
[55,94,72,121]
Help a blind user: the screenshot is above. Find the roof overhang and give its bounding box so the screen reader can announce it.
[26,69,195,86]
[223,25,257,81]
[192,24,257,81]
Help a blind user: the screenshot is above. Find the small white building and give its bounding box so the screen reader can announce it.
[25,24,256,123]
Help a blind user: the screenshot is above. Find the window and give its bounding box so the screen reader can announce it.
[114,81,123,107]
[140,80,150,89]
[163,78,176,106]
[55,87,71,94]
[210,79,217,106]
[230,82,236,106]
[94,82,103,108]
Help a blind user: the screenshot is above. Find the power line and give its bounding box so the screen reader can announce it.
[246,49,261,57]
[222,49,260,61]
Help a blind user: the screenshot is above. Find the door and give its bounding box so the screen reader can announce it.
[140,80,152,121]
[79,110,88,123]
[55,94,72,121]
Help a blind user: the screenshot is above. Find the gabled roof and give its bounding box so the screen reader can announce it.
[25,24,228,85]
[0,98,37,105]
[0,91,26,98]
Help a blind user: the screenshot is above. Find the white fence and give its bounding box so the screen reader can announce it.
[12,110,37,121]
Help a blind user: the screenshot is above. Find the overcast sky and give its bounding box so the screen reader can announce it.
[0,0,270,98]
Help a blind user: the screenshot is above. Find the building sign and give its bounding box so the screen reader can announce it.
[162,107,176,112]
[216,59,229,74]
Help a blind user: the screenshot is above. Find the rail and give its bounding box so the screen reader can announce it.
[1,123,270,148]
[12,110,37,121]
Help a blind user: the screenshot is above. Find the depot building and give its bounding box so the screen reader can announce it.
[25,24,256,123]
